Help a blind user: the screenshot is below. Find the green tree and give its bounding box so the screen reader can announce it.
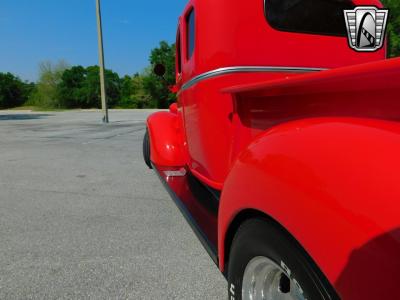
[29,60,69,108]
[57,66,86,108]
[21,81,36,104]
[0,72,33,108]
[382,0,400,57]
[131,73,152,108]
[83,66,121,108]
[116,73,152,108]
[56,65,121,108]
[120,75,134,103]
[143,41,176,108]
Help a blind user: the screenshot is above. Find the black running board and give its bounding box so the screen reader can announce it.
[152,164,219,266]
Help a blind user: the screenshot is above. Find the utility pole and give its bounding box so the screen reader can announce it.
[96,0,109,123]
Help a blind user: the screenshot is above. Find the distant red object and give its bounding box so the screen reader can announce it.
[168,85,179,94]
[144,0,400,299]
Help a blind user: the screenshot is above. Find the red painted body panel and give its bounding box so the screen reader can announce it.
[146,111,187,167]
[176,0,386,187]
[181,72,296,188]
[146,0,400,298]
[218,118,400,299]
[225,58,400,164]
[178,0,384,84]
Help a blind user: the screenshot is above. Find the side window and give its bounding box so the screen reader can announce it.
[265,0,355,36]
[186,9,195,59]
[176,29,182,74]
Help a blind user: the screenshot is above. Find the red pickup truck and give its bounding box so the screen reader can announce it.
[144,0,400,299]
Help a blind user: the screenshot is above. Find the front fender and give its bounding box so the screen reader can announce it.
[146,111,186,167]
[218,117,400,300]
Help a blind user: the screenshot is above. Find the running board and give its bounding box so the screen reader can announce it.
[152,165,219,265]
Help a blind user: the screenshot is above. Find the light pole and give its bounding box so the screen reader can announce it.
[96,0,109,123]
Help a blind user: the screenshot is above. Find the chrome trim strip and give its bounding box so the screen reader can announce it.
[180,66,327,92]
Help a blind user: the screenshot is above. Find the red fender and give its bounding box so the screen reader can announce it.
[218,117,400,300]
[146,107,186,167]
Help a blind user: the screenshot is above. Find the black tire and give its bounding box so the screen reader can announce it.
[143,129,152,169]
[227,218,339,300]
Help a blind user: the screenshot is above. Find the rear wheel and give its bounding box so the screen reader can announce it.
[227,218,338,300]
[143,129,152,169]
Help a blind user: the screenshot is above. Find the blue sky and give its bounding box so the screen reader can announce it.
[0,0,187,82]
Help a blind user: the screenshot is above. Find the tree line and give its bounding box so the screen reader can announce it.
[0,41,176,110]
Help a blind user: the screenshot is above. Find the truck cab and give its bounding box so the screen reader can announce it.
[174,0,385,189]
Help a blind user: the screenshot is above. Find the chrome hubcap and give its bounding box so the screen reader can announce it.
[242,257,306,300]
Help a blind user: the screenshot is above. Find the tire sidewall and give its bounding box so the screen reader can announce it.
[143,129,152,169]
[227,219,336,300]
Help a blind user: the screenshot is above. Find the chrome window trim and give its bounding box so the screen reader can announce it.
[180,66,327,92]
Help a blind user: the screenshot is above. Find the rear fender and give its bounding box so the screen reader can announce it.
[146,110,186,167]
[218,117,400,299]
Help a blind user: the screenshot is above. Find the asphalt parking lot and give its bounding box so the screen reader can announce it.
[0,110,226,299]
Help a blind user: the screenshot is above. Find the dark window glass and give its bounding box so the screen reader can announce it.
[187,9,195,59]
[176,30,182,73]
[265,0,355,36]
